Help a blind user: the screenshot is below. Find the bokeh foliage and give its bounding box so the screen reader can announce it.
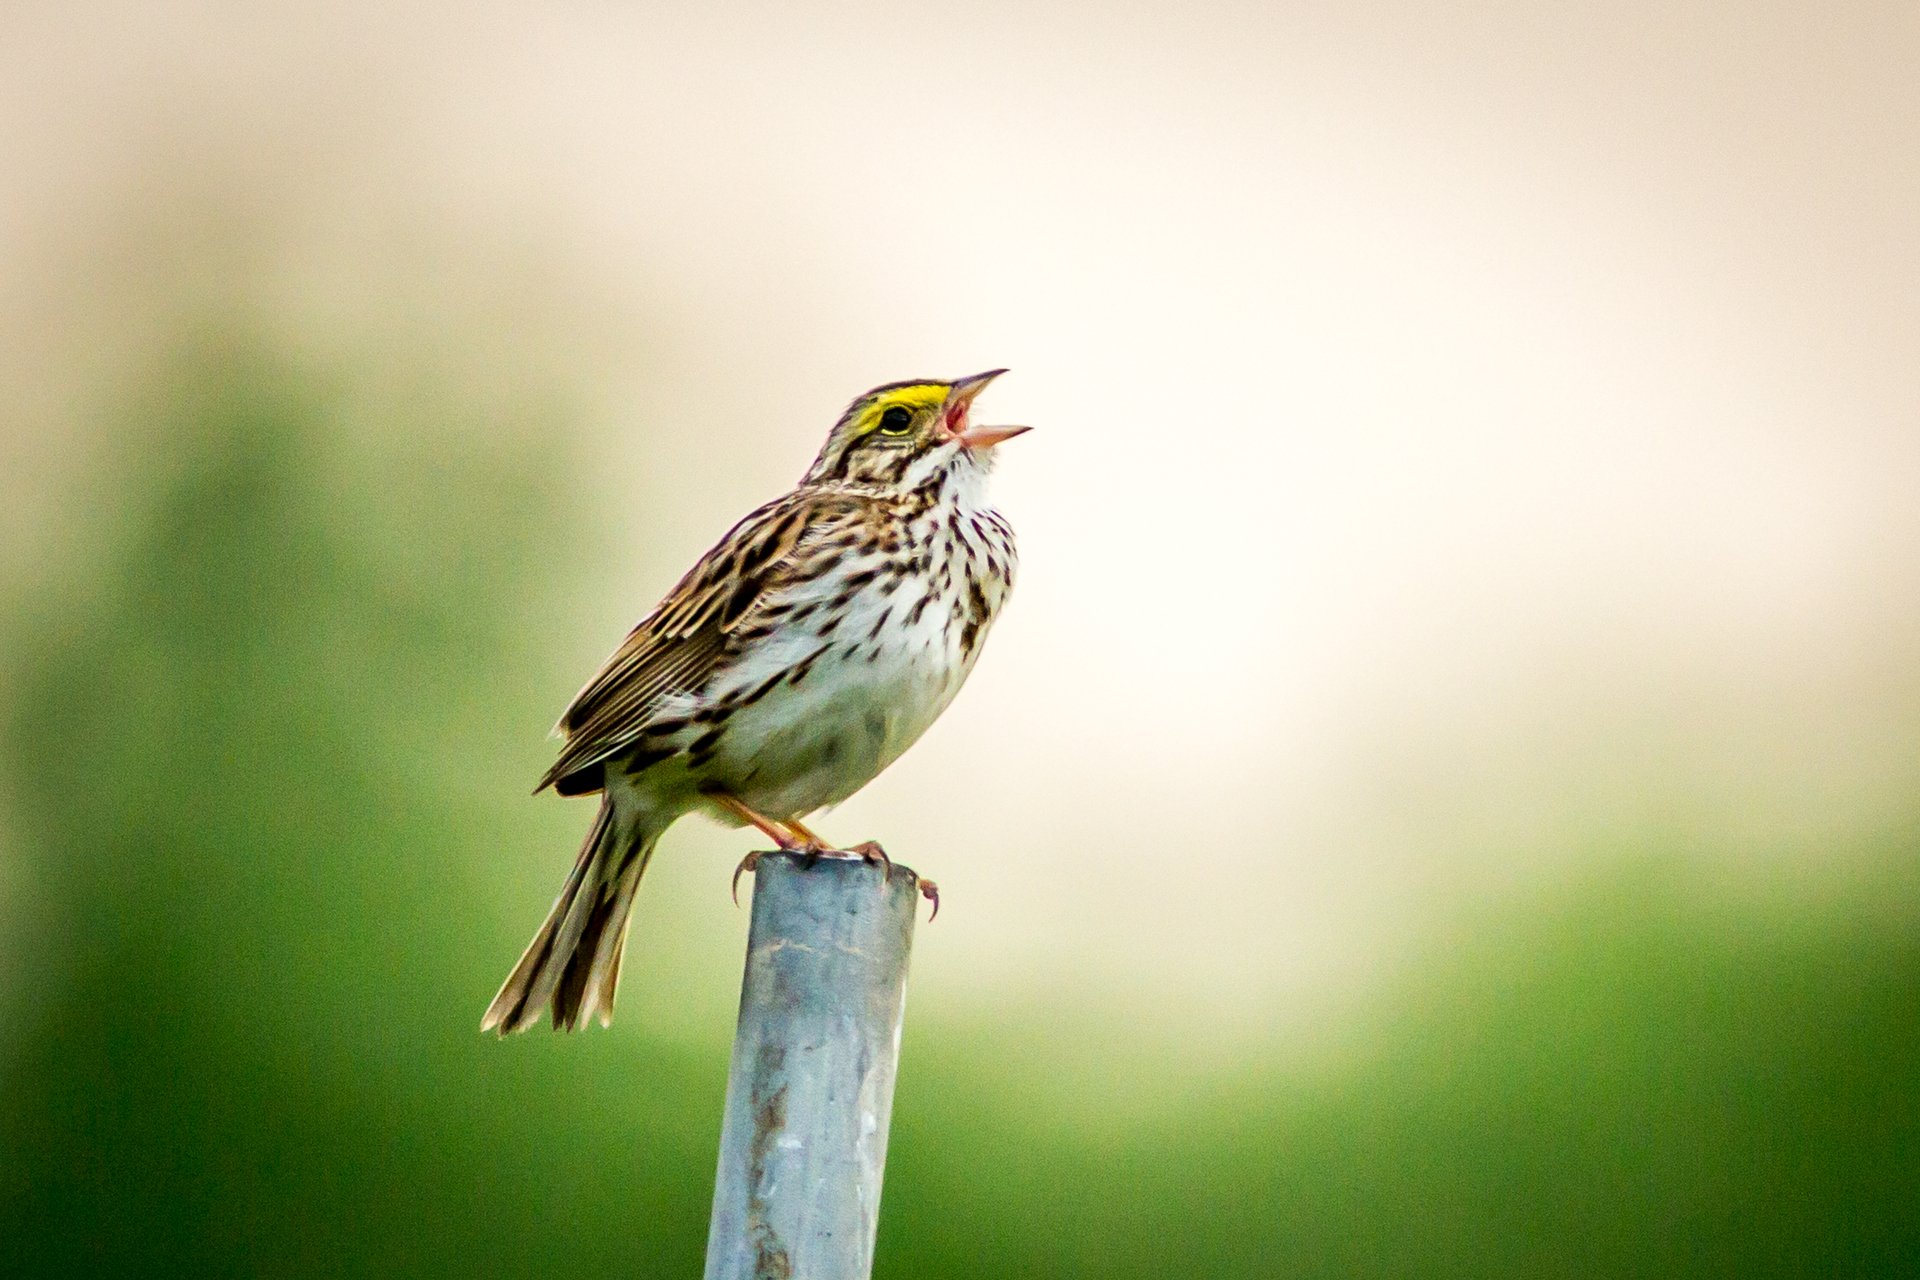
[2,338,1915,1277]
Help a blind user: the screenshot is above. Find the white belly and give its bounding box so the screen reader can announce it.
[699,571,979,818]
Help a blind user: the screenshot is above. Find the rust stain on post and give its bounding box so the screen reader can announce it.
[745,1049,791,1279]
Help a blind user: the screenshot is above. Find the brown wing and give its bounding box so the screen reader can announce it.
[534,489,835,795]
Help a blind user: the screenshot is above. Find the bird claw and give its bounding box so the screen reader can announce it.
[731,839,861,904]
[730,849,764,906]
[846,841,892,879]
[843,842,938,920]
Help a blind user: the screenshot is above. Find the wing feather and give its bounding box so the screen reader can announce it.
[534,491,843,794]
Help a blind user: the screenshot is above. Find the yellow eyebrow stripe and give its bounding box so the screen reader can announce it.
[855,385,947,434]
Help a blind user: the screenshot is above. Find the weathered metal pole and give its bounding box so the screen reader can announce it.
[702,851,919,1280]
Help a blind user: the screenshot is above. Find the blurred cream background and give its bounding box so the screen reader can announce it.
[4,1,1916,1054]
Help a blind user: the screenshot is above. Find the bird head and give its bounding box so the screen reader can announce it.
[803,369,1029,491]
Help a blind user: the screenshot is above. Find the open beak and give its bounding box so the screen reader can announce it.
[943,369,1031,450]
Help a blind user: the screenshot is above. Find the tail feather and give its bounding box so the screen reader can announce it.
[554,852,649,1029]
[482,800,661,1034]
[583,854,650,1026]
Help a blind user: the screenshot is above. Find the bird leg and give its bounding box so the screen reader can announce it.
[783,817,836,867]
[712,797,926,913]
[712,793,811,904]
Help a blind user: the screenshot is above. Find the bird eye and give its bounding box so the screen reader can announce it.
[876,406,914,435]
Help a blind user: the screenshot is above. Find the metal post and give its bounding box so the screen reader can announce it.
[702,851,919,1280]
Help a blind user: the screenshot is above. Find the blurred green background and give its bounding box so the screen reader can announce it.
[5,2,1919,1276]
[5,312,1917,1280]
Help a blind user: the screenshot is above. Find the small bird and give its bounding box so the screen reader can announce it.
[483,370,1029,1033]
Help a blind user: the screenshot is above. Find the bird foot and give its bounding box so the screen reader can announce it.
[845,840,893,877]
[731,840,937,921]
[840,841,939,920]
